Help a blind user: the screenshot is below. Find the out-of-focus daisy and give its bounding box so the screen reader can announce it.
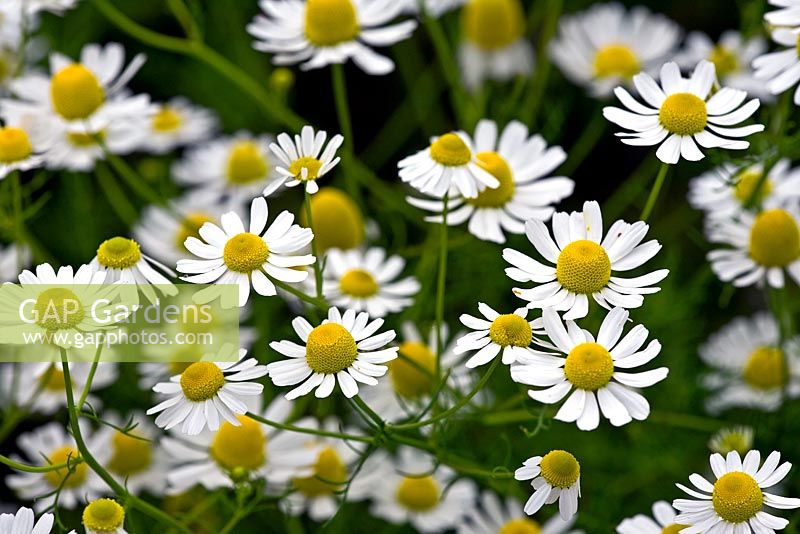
[138,97,217,154]
[460,490,582,534]
[81,499,127,534]
[765,0,800,27]
[263,125,343,196]
[710,426,755,456]
[267,307,398,399]
[604,61,764,164]
[146,348,268,435]
[8,361,117,415]
[247,0,418,75]
[455,302,543,368]
[754,25,800,104]
[617,501,685,534]
[457,0,533,90]
[513,307,667,431]
[707,207,800,288]
[515,450,581,520]
[399,130,500,199]
[689,159,800,221]
[176,196,315,307]
[0,243,30,281]
[699,313,800,413]
[301,187,365,252]
[91,236,177,303]
[407,120,574,244]
[503,200,668,319]
[172,132,278,207]
[0,507,55,534]
[369,447,476,533]
[322,247,419,317]
[0,117,52,178]
[550,3,681,97]
[15,0,80,17]
[401,0,464,17]
[673,450,800,533]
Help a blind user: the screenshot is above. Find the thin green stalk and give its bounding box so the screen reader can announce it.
[96,164,139,226]
[561,109,607,176]
[11,171,24,271]
[350,396,385,429]
[640,162,670,221]
[434,195,449,379]
[521,0,563,126]
[304,190,325,301]
[423,13,470,126]
[99,141,166,208]
[77,345,104,410]
[330,64,360,201]
[246,412,373,443]
[0,453,83,473]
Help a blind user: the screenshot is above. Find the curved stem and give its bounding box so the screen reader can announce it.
[350,396,385,429]
[77,345,104,410]
[246,412,374,443]
[434,194,449,379]
[267,275,327,312]
[330,64,358,200]
[304,190,324,301]
[0,453,83,473]
[640,162,670,222]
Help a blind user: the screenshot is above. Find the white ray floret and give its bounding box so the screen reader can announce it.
[264,125,343,196]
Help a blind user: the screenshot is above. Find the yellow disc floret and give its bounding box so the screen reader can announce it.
[461,0,525,50]
[107,431,153,476]
[742,347,785,390]
[499,518,542,534]
[50,64,105,120]
[210,416,266,471]
[223,233,269,273]
[180,362,225,402]
[305,322,358,374]
[539,450,580,489]
[288,156,323,182]
[305,0,359,46]
[748,209,800,267]
[39,366,66,391]
[466,152,515,208]
[44,446,87,488]
[564,342,614,391]
[389,341,436,399]
[659,93,708,136]
[709,45,739,78]
[176,213,215,250]
[35,288,85,330]
[430,133,472,166]
[396,475,441,511]
[712,471,763,524]
[556,240,611,294]
[734,169,772,205]
[489,314,532,347]
[96,237,142,269]
[661,525,688,534]
[339,268,379,298]
[302,187,365,252]
[226,141,268,184]
[83,499,125,533]
[0,127,32,163]
[293,447,348,496]
[594,44,641,79]
[152,106,182,132]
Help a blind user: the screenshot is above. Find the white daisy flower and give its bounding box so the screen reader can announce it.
[515,450,581,520]
[247,0,418,75]
[91,235,177,303]
[460,490,583,534]
[172,132,278,208]
[688,159,800,222]
[0,243,30,281]
[263,125,344,196]
[455,302,544,368]
[6,422,106,511]
[765,0,800,28]
[457,0,534,90]
[603,60,764,164]
[0,116,52,178]
[512,307,668,431]
[707,206,800,288]
[503,200,669,319]
[176,196,315,308]
[0,507,55,534]
[398,130,500,199]
[15,0,79,17]
[138,97,218,154]
[753,25,800,104]
[673,450,800,533]
[401,0,464,17]
[368,447,477,533]
[550,3,681,98]
[407,120,574,244]
[302,186,366,253]
[322,247,419,317]
[617,501,685,534]
[699,313,800,413]
[146,348,268,435]
[267,307,398,399]
[80,499,128,534]
[710,426,755,456]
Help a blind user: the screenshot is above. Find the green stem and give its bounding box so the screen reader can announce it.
[0,453,83,473]
[246,412,373,443]
[423,13,470,126]
[304,190,325,301]
[330,64,360,201]
[96,164,140,226]
[350,396,385,429]
[640,162,670,222]
[521,0,562,126]
[434,195,449,379]
[99,141,166,208]
[10,171,23,272]
[77,345,104,410]
[561,109,607,176]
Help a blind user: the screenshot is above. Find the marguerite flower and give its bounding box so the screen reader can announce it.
[302,186,365,252]
[91,236,177,303]
[617,501,685,534]
[765,0,800,28]
[81,499,127,534]
[455,302,543,368]
[503,200,668,319]
[263,125,343,196]
[459,490,582,534]
[673,450,800,533]
[0,507,55,534]
[754,24,800,104]
[247,0,418,75]
[138,97,218,154]
[146,348,268,435]
[176,196,315,307]
[707,206,800,288]
[267,307,398,399]
[407,120,574,244]
[603,60,764,164]
[550,3,681,97]
[322,247,419,317]
[515,450,581,520]
[0,117,52,178]
[710,426,755,456]
[513,307,667,431]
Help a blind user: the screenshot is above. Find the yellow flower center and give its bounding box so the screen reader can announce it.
[489,314,532,347]
[67,131,101,147]
[304,0,360,46]
[389,341,436,399]
[180,362,225,402]
[594,44,641,79]
[709,45,739,77]
[35,288,85,330]
[712,428,753,456]
[226,141,268,185]
[339,268,379,298]
[293,447,348,496]
[222,233,269,273]
[82,499,125,532]
[712,472,763,524]
[556,240,611,294]
[210,416,266,471]
[734,169,772,205]
[539,450,580,489]
[305,322,358,374]
[50,64,105,120]
[107,431,152,477]
[659,93,708,136]
[429,133,472,166]
[742,346,785,390]
[302,187,364,252]
[0,127,32,163]
[96,236,142,269]
[661,525,688,534]
[748,209,800,267]
[396,476,441,511]
[44,446,87,488]
[176,213,215,250]
[39,366,66,391]
[461,0,525,50]
[564,342,615,391]
[152,106,182,132]
[796,34,800,58]
[466,152,515,208]
[288,156,324,182]
[499,518,542,534]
